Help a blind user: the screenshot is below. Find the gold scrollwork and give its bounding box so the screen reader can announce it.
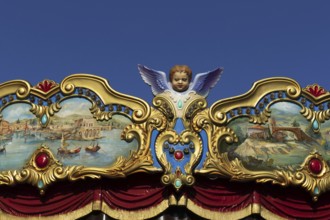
[300,105,330,133]
[196,104,330,201]
[75,109,166,179]
[90,102,127,121]
[210,77,301,126]
[0,80,31,100]
[183,96,207,128]
[60,74,150,123]
[248,108,272,124]
[0,74,164,194]
[0,145,101,195]
[301,106,330,124]
[155,126,202,189]
[0,108,165,194]
[152,94,176,125]
[30,102,61,128]
[254,152,330,201]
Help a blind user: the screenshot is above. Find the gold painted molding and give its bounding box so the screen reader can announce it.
[60,74,150,123]
[209,77,301,125]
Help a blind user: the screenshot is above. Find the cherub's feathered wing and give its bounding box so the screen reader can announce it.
[190,67,224,97]
[138,64,171,96]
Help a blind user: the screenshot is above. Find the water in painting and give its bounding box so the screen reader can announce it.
[0,98,137,170]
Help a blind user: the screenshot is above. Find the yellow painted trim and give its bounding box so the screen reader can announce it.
[101,199,169,220]
[186,199,252,220]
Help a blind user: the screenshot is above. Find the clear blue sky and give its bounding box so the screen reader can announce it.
[0,1,329,105]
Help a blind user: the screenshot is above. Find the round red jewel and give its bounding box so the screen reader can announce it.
[35,152,50,168]
[174,151,184,160]
[309,158,322,174]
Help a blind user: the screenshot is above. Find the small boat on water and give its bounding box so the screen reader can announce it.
[0,136,8,154]
[0,145,6,153]
[57,147,81,154]
[85,142,101,153]
[57,133,81,155]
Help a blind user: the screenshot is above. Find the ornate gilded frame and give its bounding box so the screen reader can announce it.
[1,74,330,203]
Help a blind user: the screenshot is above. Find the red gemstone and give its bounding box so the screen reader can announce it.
[309,158,322,174]
[35,152,50,168]
[174,151,184,160]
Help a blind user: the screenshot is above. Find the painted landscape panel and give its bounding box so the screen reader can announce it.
[0,98,137,170]
[221,102,330,170]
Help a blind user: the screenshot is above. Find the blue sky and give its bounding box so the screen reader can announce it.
[0,1,329,105]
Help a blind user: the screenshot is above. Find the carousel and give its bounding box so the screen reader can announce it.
[0,65,329,219]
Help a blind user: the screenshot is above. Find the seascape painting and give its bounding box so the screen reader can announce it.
[222,102,330,170]
[0,98,137,171]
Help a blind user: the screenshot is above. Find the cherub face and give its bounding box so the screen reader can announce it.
[171,71,190,92]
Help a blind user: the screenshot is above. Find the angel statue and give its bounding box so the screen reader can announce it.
[138,64,223,119]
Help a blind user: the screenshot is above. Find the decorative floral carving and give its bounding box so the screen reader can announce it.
[306,84,327,97]
[35,80,58,93]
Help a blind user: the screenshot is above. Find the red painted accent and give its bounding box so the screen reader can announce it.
[309,158,322,174]
[308,85,326,97]
[35,152,50,168]
[37,80,55,92]
[174,151,183,160]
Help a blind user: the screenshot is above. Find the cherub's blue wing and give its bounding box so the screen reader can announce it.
[138,64,171,96]
[190,67,224,97]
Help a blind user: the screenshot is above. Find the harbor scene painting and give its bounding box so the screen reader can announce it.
[222,102,330,170]
[0,98,137,170]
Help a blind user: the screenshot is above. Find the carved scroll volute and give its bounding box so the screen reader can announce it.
[152,94,176,127]
[0,80,31,100]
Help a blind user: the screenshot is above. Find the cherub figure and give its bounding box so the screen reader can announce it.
[138,64,223,118]
[138,64,223,97]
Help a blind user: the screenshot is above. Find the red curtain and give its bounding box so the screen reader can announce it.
[2,175,330,219]
[188,176,330,220]
[187,177,253,212]
[101,174,168,210]
[0,182,94,216]
[0,174,167,217]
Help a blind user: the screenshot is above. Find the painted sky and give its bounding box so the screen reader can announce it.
[2,104,34,123]
[58,98,92,117]
[0,1,329,106]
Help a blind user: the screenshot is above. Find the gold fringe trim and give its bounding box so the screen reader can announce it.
[0,199,169,220]
[259,206,288,220]
[186,199,252,220]
[101,199,169,220]
[0,199,290,220]
[187,199,290,220]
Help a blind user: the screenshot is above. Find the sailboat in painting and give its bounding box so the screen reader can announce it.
[85,142,101,153]
[0,144,6,154]
[57,133,81,155]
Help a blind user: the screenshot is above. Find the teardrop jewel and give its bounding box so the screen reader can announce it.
[312,119,319,131]
[177,100,183,109]
[41,114,48,125]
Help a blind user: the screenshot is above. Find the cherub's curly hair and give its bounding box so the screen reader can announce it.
[169,65,192,82]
